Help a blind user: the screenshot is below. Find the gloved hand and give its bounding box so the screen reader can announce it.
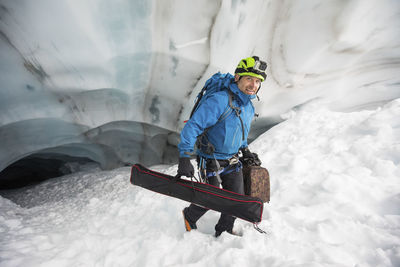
[177,157,194,178]
[240,147,262,166]
[241,147,255,159]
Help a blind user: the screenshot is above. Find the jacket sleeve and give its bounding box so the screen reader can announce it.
[178,93,228,158]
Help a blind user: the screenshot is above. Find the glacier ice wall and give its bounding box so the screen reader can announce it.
[0,0,399,187]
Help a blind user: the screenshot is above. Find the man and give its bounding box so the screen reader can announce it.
[177,56,267,237]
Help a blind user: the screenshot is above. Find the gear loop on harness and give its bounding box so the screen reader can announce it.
[197,154,242,185]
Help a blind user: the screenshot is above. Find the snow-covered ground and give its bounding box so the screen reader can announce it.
[1,99,399,267]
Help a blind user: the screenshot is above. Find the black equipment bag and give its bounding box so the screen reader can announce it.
[130,164,263,223]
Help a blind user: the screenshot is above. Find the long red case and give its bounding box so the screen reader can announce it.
[130,164,263,223]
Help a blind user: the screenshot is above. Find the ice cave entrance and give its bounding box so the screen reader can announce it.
[0,153,98,190]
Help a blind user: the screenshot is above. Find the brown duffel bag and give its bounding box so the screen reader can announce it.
[242,165,270,203]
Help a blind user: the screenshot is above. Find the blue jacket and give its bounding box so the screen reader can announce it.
[178,73,256,160]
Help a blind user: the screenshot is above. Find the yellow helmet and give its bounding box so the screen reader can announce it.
[235,56,267,82]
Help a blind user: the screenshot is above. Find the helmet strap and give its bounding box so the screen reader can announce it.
[255,83,261,100]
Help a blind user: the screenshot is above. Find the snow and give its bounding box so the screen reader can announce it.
[1,99,399,267]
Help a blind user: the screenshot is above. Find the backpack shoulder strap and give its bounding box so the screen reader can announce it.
[189,86,207,119]
[227,90,245,141]
[227,90,240,114]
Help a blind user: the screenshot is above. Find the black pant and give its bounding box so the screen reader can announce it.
[184,162,244,233]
